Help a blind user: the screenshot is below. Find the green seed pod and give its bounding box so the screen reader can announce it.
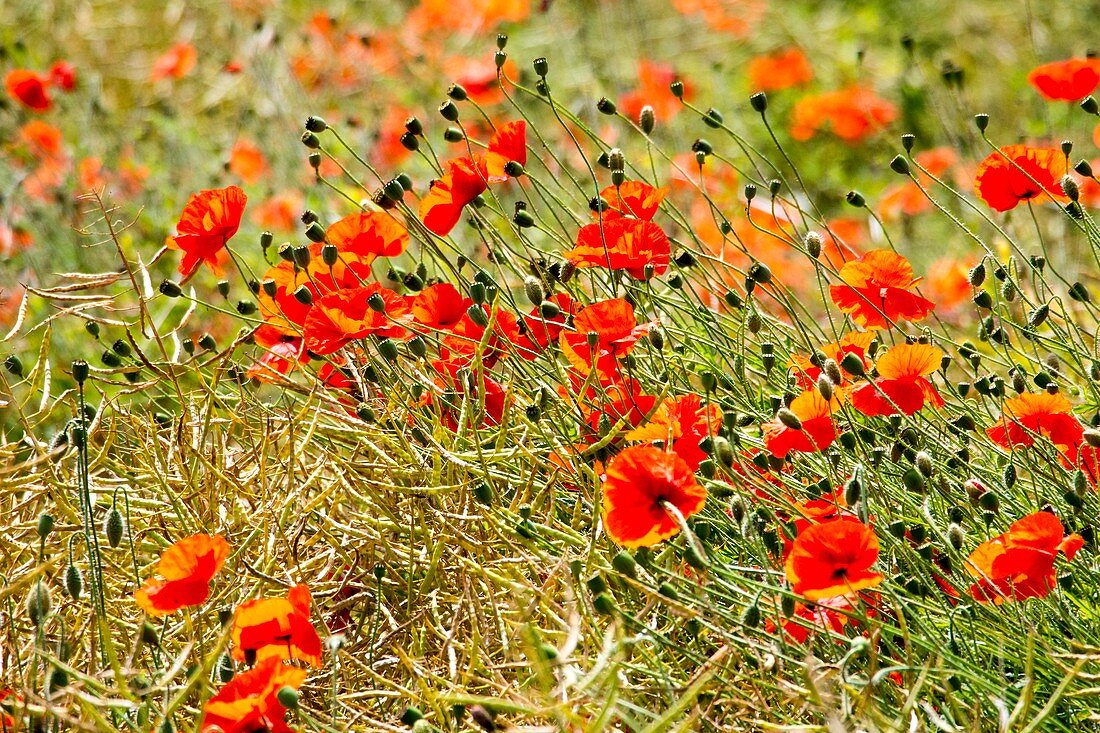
[26,580,51,626]
[612,550,637,579]
[276,686,299,710]
[377,338,399,362]
[948,523,965,551]
[840,352,865,377]
[740,603,761,628]
[658,582,679,600]
[592,592,616,615]
[216,652,234,683]
[38,513,55,539]
[777,408,802,431]
[1003,463,1017,489]
[64,563,83,600]
[902,467,925,493]
[472,482,494,506]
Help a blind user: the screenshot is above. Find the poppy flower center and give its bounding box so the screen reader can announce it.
[831,566,849,580]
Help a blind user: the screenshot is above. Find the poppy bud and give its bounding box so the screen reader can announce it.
[85,321,101,339]
[38,513,55,540]
[723,291,742,309]
[978,491,999,512]
[276,686,299,710]
[972,290,992,309]
[840,352,865,377]
[740,602,760,628]
[305,221,326,243]
[64,563,83,600]
[777,408,802,431]
[639,105,655,133]
[105,507,124,548]
[747,311,762,333]
[1082,96,1099,115]
[822,358,842,387]
[749,91,767,113]
[26,580,51,626]
[101,350,122,368]
[804,231,822,259]
[538,300,561,320]
[159,280,183,298]
[845,190,865,208]
[1056,174,1080,203]
[596,97,617,115]
[816,374,834,403]
[973,113,989,131]
[1084,429,1100,448]
[438,99,459,121]
[522,276,545,306]
[902,467,925,493]
[1069,282,1091,302]
[915,451,933,477]
[467,304,490,327]
[670,80,684,98]
[703,107,723,128]
[300,131,321,149]
[1075,159,1094,177]
[291,286,312,306]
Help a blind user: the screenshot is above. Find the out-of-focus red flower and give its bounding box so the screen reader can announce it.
[231,584,323,666]
[251,192,303,233]
[850,343,944,417]
[565,218,670,280]
[986,392,1084,458]
[167,186,247,277]
[602,445,706,548]
[923,255,977,312]
[790,86,896,143]
[486,120,527,182]
[449,55,519,106]
[620,60,692,123]
[786,518,883,601]
[967,511,1083,604]
[975,145,1067,212]
[671,0,766,37]
[626,392,721,470]
[408,0,529,35]
[5,70,52,111]
[48,61,77,91]
[559,298,652,380]
[419,157,489,236]
[134,534,229,616]
[763,388,839,458]
[228,138,268,185]
[767,594,856,643]
[200,657,306,733]
[151,42,198,80]
[879,147,959,219]
[829,249,935,328]
[1027,58,1100,101]
[747,48,813,92]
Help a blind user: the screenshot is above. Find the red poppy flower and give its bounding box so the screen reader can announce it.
[986,392,1084,457]
[559,298,652,380]
[439,306,527,368]
[5,70,52,111]
[326,211,408,259]
[566,218,670,280]
[152,42,198,81]
[626,393,722,470]
[48,61,77,91]
[785,518,883,601]
[790,86,896,142]
[302,284,409,355]
[766,594,856,644]
[974,145,1067,212]
[486,120,527,182]
[1027,58,1100,101]
[427,359,508,430]
[200,657,307,733]
[519,292,574,351]
[790,330,877,389]
[257,244,377,335]
[134,534,229,616]
[967,511,1083,604]
[850,343,944,416]
[579,379,660,437]
[763,389,839,458]
[829,249,936,328]
[167,186,247,277]
[597,181,668,222]
[419,157,489,236]
[747,48,813,92]
[409,283,471,332]
[231,584,323,666]
[248,325,306,382]
[601,445,706,548]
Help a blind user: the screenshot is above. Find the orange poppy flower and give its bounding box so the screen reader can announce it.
[850,343,944,416]
[231,584,323,666]
[763,388,839,458]
[257,243,376,334]
[409,283,471,333]
[200,657,306,733]
[251,191,303,233]
[167,186,247,277]
[5,70,51,111]
[986,392,1084,457]
[419,156,489,236]
[19,120,64,159]
[879,147,959,219]
[785,517,883,601]
[559,298,652,380]
[565,218,670,280]
[486,120,527,182]
[620,60,692,123]
[626,393,721,470]
[790,330,877,389]
[151,42,198,81]
[1027,58,1100,101]
[974,145,1067,212]
[601,445,706,548]
[228,138,268,185]
[326,211,408,259]
[671,0,766,37]
[747,48,813,92]
[829,249,936,328]
[790,86,896,143]
[134,534,229,616]
[922,256,976,312]
[302,284,410,355]
[967,511,1083,604]
[598,181,668,222]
